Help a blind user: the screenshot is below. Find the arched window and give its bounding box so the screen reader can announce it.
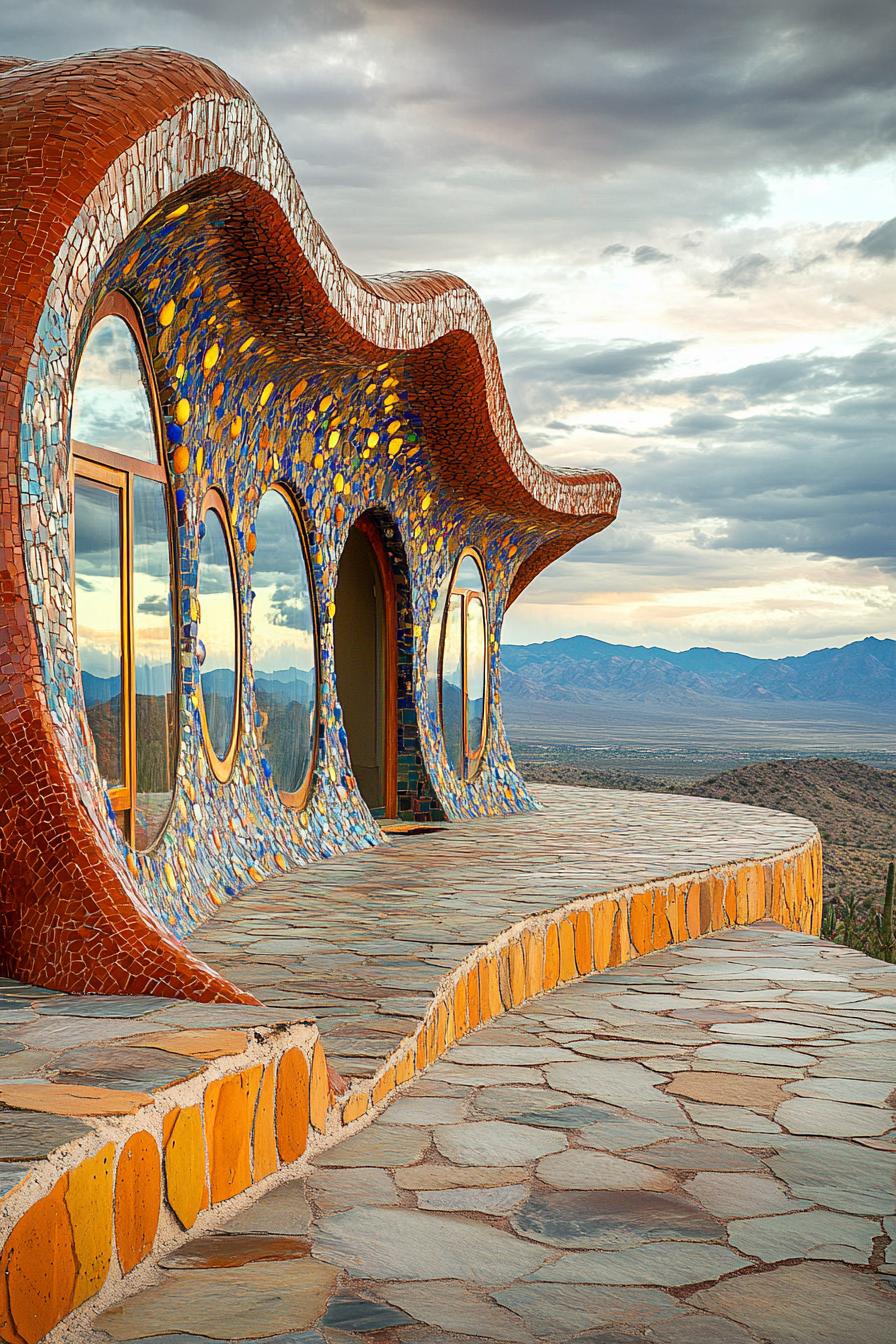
[71,294,179,849]
[251,485,318,804]
[197,491,241,781]
[428,549,489,779]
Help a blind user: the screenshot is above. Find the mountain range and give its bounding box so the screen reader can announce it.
[501,636,896,711]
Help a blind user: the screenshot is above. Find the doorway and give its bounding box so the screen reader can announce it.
[334,516,397,816]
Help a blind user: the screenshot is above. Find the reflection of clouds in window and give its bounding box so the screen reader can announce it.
[198,504,238,763]
[72,316,157,462]
[252,488,317,797]
[456,555,485,594]
[70,487,120,573]
[269,582,311,630]
[137,592,169,617]
[200,559,235,595]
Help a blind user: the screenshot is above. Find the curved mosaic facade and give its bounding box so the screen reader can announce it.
[0,49,619,1001]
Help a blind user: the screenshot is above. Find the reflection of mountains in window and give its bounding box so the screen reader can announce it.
[200,668,238,761]
[441,679,464,774]
[255,668,316,795]
[80,673,178,799]
[82,677,123,786]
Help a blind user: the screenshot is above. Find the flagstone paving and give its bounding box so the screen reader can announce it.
[181,783,817,1079]
[91,922,896,1344]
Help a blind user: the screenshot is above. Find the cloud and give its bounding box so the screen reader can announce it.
[715,252,773,293]
[855,215,896,260]
[632,245,672,265]
[5,1,893,654]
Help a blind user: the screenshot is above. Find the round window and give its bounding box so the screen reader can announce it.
[427,549,489,780]
[197,492,241,778]
[251,485,319,803]
[71,294,179,850]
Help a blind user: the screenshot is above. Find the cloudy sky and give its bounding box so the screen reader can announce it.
[8,1,895,656]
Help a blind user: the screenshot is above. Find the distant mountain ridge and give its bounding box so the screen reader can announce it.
[502,635,896,710]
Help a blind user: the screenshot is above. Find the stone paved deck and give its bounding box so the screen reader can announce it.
[92,923,896,1344]
[184,785,816,1078]
[0,785,815,1184]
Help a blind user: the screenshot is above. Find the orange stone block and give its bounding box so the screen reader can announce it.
[65,1142,114,1307]
[115,1131,161,1276]
[309,1041,329,1133]
[611,900,631,965]
[574,909,593,974]
[276,1049,310,1165]
[163,1103,208,1230]
[629,889,653,955]
[558,917,576,982]
[372,1064,396,1106]
[453,976,469,1037]
[652,890,672,949]
[445,996,457,1046]
[467,965,481,1030]
[205,1066,262,1204]
[593,901,613,972]
[435,1000,448,1056]
[342,1091,369,1124]
[524,927,544,998]
[396,1049,414,1085]
[543,923,560,990]
[487,956,503,1017]
[252,1063,278,1182]
[477,959,492,1023]
[686,882,702,938]
[509,940,525,1006]
[710,875,724,930]
[0,1175,77,1344]
[415,1029,427,1072]
[670,885,686,942]
[724,875,737,925]
[426,1013,438,1062]
[735,868,749,924]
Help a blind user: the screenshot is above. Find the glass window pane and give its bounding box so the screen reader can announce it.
[441,593,465,775]
[455,554,485,594]
[198,506,239,763]
[74,478,124,789]
[465,595,487,760]
[71,314,158,462]
[252,489,317,797]
[426,572,451,723]
[132,476,179,847]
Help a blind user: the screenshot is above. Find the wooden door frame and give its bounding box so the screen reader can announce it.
[354,513,398,817]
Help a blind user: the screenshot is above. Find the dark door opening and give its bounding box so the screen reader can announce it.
[333,516,397,816]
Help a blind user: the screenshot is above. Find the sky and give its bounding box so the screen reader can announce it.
[8,0,895,658]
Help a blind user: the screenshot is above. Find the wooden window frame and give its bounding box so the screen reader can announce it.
[197,488,243,784]
[71,291,179,850]
[438,547,490,781]
[255,482,320,810]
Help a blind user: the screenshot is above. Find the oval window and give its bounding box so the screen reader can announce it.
[71,294,179,850]
[71,314,158,462]
[252,486,318,802]
[197,494,240,777]
[427,549,489,780]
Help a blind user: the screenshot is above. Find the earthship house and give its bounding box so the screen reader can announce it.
[0,47,620,1003]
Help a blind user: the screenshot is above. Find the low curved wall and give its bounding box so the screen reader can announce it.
[0,834,820,1344]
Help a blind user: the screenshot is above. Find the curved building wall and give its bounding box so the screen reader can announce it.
[1,50,619,997]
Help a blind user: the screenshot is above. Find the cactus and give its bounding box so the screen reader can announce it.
[881,860,895,964]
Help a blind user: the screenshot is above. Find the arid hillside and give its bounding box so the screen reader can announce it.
[521,755,896,912]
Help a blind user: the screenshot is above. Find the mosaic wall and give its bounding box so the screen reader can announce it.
[0,50,619,999]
